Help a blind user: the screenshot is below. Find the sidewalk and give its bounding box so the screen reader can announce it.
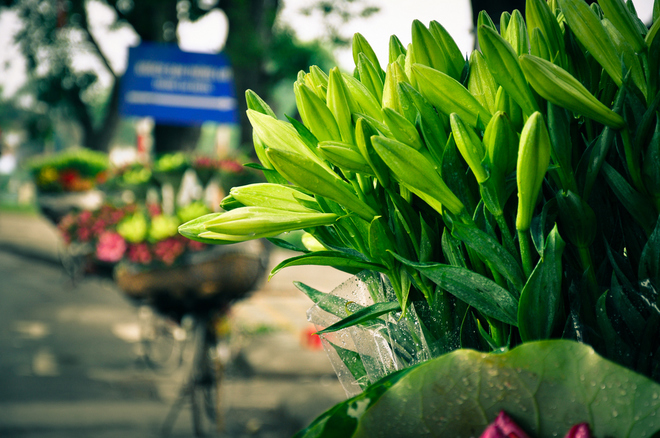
[0,211,352,436]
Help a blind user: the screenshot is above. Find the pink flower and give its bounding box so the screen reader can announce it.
[481,412,530,438]
[95,231,127,263]
[564,423,592,438]
[153,237,185,266]
[127,242,152,265]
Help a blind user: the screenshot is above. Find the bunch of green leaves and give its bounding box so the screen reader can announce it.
[27,148,109,180]
[180,0,660,386]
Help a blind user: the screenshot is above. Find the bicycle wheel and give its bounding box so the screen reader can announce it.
[138,305,187,372]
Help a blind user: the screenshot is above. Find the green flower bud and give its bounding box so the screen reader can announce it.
[556,0,623,87]
[229,183,320,213]
[357,53,384,104]
[429,20,466,80]
[372,135,465,217]
[294,82,342,142]
[309,66,329,92]
[382,61,410,113]
[413,63,492,128]
[388,35,406,64]
[265,148,377,221]
[355,117,391,187]
[383,107,425,151]
[495,86,524,132]
[341,72,383,122]
[412,19,452,76]
[318,140,374,175]
[484,111,519,178]
[519,54,625,129]
[525,0,566,67]
[599,0,645,53]
[478,10,497,31]
[204,207,338,238]
[505,10,530,56]
[516,112,552,231]
[478,24,540,117]
[530,27,552,62]
[467,50,498,114]
[556,190,597,247]
[602,18,647,98]
[450,113,488,184]
[179,213,238,244]
[353,33,384,80]
[327,67,357,144]
[245,89,277,117]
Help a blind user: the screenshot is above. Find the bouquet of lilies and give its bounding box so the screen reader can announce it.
[180,0,660,435]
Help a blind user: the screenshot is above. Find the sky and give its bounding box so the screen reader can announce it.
[0,0,656,99]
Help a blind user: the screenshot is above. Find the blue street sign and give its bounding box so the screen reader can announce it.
[119,42,238,125]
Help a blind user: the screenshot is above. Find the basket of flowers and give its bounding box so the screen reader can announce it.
[178,0,660,435]
[27,148,109,223]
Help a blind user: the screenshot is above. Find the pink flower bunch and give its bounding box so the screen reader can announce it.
[95,231,127,263]
[127,242,152,265]
[152,236,187,266]
[481,412,592,438]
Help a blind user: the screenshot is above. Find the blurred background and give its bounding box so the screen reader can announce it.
[0,0,654,437]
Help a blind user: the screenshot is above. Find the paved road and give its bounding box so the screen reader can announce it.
[0,243,347,438]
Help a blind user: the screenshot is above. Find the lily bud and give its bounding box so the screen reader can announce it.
[556,0,623,87]
[505,10,530,56]
[467,50,498,114]
[382,61,410,113]
[411,19,451,76]
[265,148,377,221]
[327,67,356,144]
[556,190,597,247]
[383,107,425,151]
[229,183,320,213]
[372,135,465,217]
[450,113,488,184]
[599,0,645,53]
[413,63,492,128]
[294,82,342,142]
[519,54,625,129]
[516,112,552,231]
[318,140,374,175]
[357,53,384,104]
[530,27,552,62]
[355,118,391,187]
[484,111,518,178]
[203,207,338,238]
[353,33,384,80]
[429,20,465,80]
[602,18,647,97]
[525,0,566,67]
[495,86,523,132]
[478,24,540,117]
[341,72,383,122]
[478,10,497,31]
[388,34,406,64]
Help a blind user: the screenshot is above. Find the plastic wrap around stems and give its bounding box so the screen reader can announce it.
[307,271,432,397]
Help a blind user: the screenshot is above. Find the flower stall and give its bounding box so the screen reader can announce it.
[178,0,660,436]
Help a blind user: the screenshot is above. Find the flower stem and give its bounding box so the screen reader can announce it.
[518,229,535,278]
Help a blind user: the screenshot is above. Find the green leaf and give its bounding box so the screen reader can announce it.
[451,221,526,295]
[639,216,660,294]
[270,251,387,279]
[518,225,565,341]
[299,340,660,438]
[294,281,365,319]
[316,301,402,334]
[393,255,519,326]
[327,342,370,390]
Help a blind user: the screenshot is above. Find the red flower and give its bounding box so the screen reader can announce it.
[95,231,127,263]
[58,169,81,191]
[481,412,530,438]
[127,242,152,265]
[187,239,206,252]
[153,237,186,266]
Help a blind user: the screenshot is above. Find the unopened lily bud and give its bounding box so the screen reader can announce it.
[484,110,518,178]
[450,113,488,184]
[519,54,625,129]
[372,135,465,217]
[245,89,276,117]
[204,207,338,238]
[412,19,451,76]
[318,140,374,175]
[352,33,384,80]
[309,66,329,90]
[530,27,552,62]
[516,112,552,231]
[564,423,592,438]
[413,63,492,128]
[599,0,645,52]
[357,53,384,104]
[355,118,391,187]
[525,0,566,67]
[382,61,410,113]
[556,190,597,247]
[478,10,497,31]
[388,35,406,64]
[229,183,319,213]
[556,0,623,87]
[327,67,356,144]
[383,107,425,151]
[505,10,530,56]
[294,82,342,142]
[602,18,647,97]
[495,86,523,132]
[478,24,540,117]
[265,148,377,221]
[467,50,498,114]
[429,20,465,80]
[341,72,383,122]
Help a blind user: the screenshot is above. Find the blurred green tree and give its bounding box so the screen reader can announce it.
[0,0,340,154]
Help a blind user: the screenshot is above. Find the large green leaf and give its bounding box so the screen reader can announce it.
[269,251,387,279]
[518,224,565,341]
[316,301,401,334]
[394,255,519,326]
[297,340,660,438]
